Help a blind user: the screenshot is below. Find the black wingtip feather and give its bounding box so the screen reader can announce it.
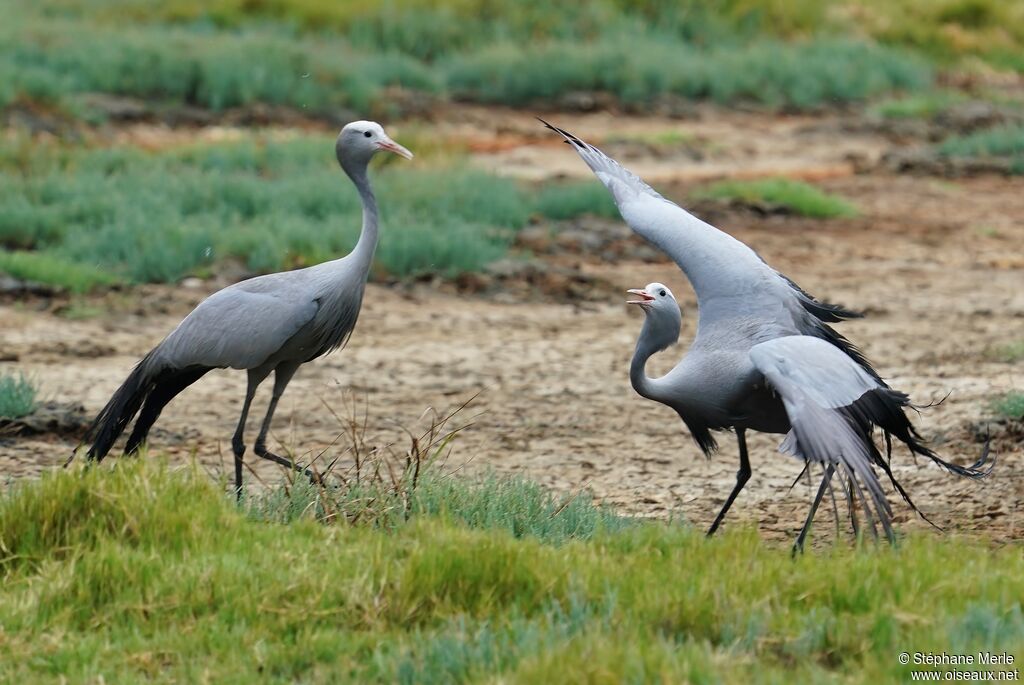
[538,117,591,150]
[821,386,996,537]
[833,386,996,533]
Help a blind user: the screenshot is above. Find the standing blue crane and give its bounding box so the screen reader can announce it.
[542,120,991,550]
[80,122,412,496]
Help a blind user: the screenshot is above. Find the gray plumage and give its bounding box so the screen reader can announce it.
[81,121,412,495]
[544,119,992,550]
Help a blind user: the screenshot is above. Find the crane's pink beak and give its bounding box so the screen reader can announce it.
[626,289,654,306]
[377,137,414,160]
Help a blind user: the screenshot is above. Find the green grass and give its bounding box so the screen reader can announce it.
[444,37,930,110]
[534,181,619,221]
[0,461,1021,683]
[694,178,859,218]
[46,0,1024,70]
[0,372,38,419]
[851,0,1024,71]
[938,125,1024,158]
[990,391,1024,420]
[0,135,618,287]
[12,0,1024,124]
[990,341,1024,363]
[869,89,968,119]
[72,0,831,55]
[0,11,440,117]
[0,1,938,120]
[0,250,120,293]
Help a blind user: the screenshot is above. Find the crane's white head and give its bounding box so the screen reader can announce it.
[336,121,413,171]
[627,282,681,352]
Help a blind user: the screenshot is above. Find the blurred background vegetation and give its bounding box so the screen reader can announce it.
[10,0,1024,117]
[1,0,1023,287]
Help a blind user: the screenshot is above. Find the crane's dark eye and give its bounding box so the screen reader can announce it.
[659,289,666,297]
[364,131,372,138]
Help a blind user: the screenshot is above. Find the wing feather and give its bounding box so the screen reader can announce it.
[538,118,670,205]
[158,283,319,370]
[749,336,895,540]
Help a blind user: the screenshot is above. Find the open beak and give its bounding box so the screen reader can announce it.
[377,137,414,160]
[626,289,654,306]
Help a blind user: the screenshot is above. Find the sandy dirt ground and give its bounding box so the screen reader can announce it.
[2,107,1022,547]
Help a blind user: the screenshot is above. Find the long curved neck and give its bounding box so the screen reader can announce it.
[343,160,379,276]
[630,327,666,403]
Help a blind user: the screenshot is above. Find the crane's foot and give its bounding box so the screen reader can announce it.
[791,534,808,558]
[254,444,325,487]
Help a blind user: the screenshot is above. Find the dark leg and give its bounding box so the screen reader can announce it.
[706,429,751,537]
[232,369,269,500]
[124,367,210,455]
[252,363,322,485]
[848,473,860,539]
[792,464,835,556]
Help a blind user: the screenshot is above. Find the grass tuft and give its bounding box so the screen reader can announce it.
[988,341,1024,363]
[242,396,632,542]
[533,181,619,221]
[444,38,930,110]
[0,250,120,293]
[0,372,37,419]
[694,178,858,218]
[990,391,1024,420]
[938,125,1024,159]
[869,89,967,119]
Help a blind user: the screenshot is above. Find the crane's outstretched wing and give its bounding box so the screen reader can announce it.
[158,276,320,370]
[539,118,670,205]
[541,120,885,383]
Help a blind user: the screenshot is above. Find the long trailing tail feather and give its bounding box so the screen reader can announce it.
[78,350,162,463]
[849,387,995,480]
[837,386,994,531]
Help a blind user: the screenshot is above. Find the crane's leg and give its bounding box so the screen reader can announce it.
[233,369,270,500]
[792,464,835,556]
[706,429,750,537]
[848,475,860,539]
[252,363,323,485]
